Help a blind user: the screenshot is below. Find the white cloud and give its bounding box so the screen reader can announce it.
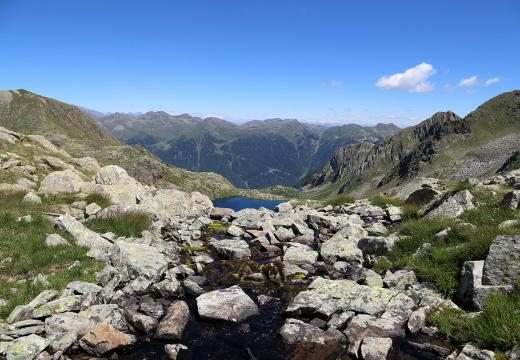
[458,76,479,87]
[483,77,500,87]
[376,62,436,93]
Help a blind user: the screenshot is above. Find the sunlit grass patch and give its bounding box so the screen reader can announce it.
[85,211,151,237]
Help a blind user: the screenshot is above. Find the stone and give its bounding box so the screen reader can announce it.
[66,281,101,295]
[70,156,100,173]
[16,178,37,189]
[93,165,133,185]
[139,189,212,221]
[275,202,293,213]
[79,323,136,356]
[45,234,69,247]
[47,332,78,353]
[140,299,165,319]
[286,278,398,318]
[320,236,363,265]
[383,270,417,290]
[152,278,182,298]
[155,300,190,340]
[498,219,520,229]
[32,274,49,287]
[483,235,520,286]
[453,344,495,360]
[33,295,82,318]
[420,190,474,219]
[111,240,169,281]
[344,314,405,356]
[85,202,102,216]
[39,170,84,194]
[358,235,397,256]
[27,290,59,308]
[457,260,484,308]
[44,304,128,336]
[226,224,244,237]
[196,285,258,322]
[275,227,295,241]
[283,244,318,270]
[183,279,205,296]
[327,311,355,330]
[407,307,428,334]
[126,310,158,333]
[2,334,50,360]
[56,214,112,260]
[501,190,520,210]
[132,158,164,185]
[210,239,251,260]
[360,337,393,360]
[22,192,41,205]
[165,344,189,360]
[39,156,71,171]
[7,305,34,324]
[210,207,234,220]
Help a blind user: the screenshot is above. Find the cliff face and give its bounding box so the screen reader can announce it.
[302,90,520,198]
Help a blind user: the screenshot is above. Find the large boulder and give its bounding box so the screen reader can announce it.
[139,189,213,221]
[320,236,363,265]
[286,278,398,318]
[111,241,169,281]
[56,214,112,260]
[283,244,318,271]
[483,235,520,286]
[196,285,258,322]
[419,190,474,219]
[39,170,84,194]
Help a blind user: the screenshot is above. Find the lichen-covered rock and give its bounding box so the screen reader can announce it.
[283,244,318,271]
[2,334,50,360]
[111,240,169,281]
[320,236,363,265]
[196,285,258,322]
[501,190,520,210]
[39,170,84,194]
[286,278,397,318]
[33,295,82,318]
[139,189,212,222]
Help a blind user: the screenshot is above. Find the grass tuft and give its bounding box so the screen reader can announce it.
[86,212,151,238]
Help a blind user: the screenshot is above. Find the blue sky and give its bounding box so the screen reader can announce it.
[0,0,519,126]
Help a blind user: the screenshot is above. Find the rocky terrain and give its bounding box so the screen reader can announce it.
[92,111,399,188]
[302,90,520,199]
[1,124,520,360]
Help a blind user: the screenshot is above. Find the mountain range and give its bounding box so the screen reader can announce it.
[92,111,400,188]
[0,89,239,198]
[302,90,520,198]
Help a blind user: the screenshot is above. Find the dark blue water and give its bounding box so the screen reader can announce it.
[213,196,286,211]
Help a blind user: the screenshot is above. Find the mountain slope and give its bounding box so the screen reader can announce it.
[0,90,239,198]
[303,90,520,198]
[94,112,400,188]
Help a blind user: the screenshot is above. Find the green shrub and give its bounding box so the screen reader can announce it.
[86,212,151,237]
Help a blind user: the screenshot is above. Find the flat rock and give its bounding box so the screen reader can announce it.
[111,240,169,281]
[286,278,397,318]
[210,239,251,260]
[196,285,258,322]
[361,337,393,360]
[79,323,136,356]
